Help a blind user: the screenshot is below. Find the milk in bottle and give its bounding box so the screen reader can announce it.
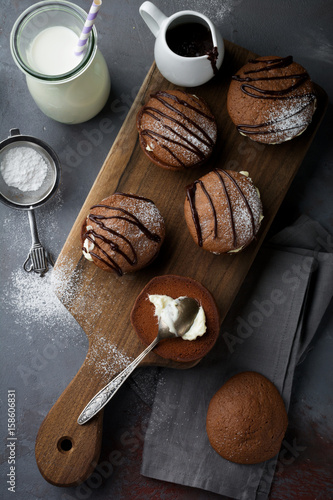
[10,1,111,124]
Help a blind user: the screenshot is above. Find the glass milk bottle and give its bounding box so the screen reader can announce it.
[10,1,111,124]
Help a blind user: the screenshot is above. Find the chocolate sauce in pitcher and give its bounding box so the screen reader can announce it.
[166,22,219,74]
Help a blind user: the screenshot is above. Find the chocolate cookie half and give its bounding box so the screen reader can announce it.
[81,192,165,275]
[184,169,263,254]
[136,90,217,170]
[130,275,220,362]
[206,372,288,464]
[227,55,317,144]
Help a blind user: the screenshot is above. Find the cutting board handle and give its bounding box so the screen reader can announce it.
[35,357,105,487]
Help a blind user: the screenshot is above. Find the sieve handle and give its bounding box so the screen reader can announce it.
[23,209,53,276]
[28,209,41,245]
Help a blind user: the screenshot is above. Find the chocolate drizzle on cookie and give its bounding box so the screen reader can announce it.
[139,90,216,168]
[186,169,256,249]
[231,56,316,139]
[233,56,310,98]
[83,193,161,276]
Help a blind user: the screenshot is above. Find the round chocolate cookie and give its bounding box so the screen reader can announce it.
[206,372,288,464]
[184,169,263,254]
[81,192,165,275]
[227,55,317,144]
[136,90,217,170]
[130,275,220,362]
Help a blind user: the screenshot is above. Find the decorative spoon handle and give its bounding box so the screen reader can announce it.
[77,336,159,425]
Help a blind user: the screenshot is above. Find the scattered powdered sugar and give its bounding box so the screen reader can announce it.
[3,266,77,342]
[0,146,48,192]
[3,246,133,381]
[2,190,70,341]
[177,0,234,23]
[51,253,134,382]
[51,251,119,328]
[2,196,132,373]
[85,336,133,384]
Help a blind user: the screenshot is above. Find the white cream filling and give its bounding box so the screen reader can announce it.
[148,294,206,341]
[228,246,244,254]
[82,225,94,261]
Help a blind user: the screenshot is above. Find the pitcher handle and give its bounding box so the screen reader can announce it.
[139,1,167,37]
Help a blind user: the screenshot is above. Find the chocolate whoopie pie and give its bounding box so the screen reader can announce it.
[184,169,263,254]
[227,55,317,144]
[130,275,220,362]
[81,192,165,275]
[136,90,217,170]
[206,371,288,464]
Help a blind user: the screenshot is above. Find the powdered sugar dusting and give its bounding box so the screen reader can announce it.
[2,245,133,386]
[177,0,234,23]
[52,251,120,330]
[239,94,317,144]
[228,174,262,244]
[188,170,263,253]
[258,95,316,143]
[3,256,132,384]
[84,194,165,274]
[1,190,73,342]
[2,202,131,379]
[139,91,217,168]
[3,267,75,341]
[86,336,133,384]
[51,252,135,383]
[51,252,85,307]
[145,116,213,159]
[231,56,317,144]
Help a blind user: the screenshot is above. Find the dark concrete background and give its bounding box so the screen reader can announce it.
[0,1,332,499]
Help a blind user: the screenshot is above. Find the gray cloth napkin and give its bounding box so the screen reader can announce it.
[140,215,333,499]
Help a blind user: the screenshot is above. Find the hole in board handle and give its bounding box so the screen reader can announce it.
[57,437,73,453]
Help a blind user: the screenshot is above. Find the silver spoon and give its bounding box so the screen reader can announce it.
[77,297,199,425]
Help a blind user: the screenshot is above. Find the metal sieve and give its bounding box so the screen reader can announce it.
[0,128,61,276]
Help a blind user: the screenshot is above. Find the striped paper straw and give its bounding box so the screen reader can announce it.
[74,0,102,56]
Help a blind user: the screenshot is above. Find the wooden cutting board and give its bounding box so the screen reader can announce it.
[35,40,327,487]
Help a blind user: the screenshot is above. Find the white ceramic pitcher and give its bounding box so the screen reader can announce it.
[139,1,224,86]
